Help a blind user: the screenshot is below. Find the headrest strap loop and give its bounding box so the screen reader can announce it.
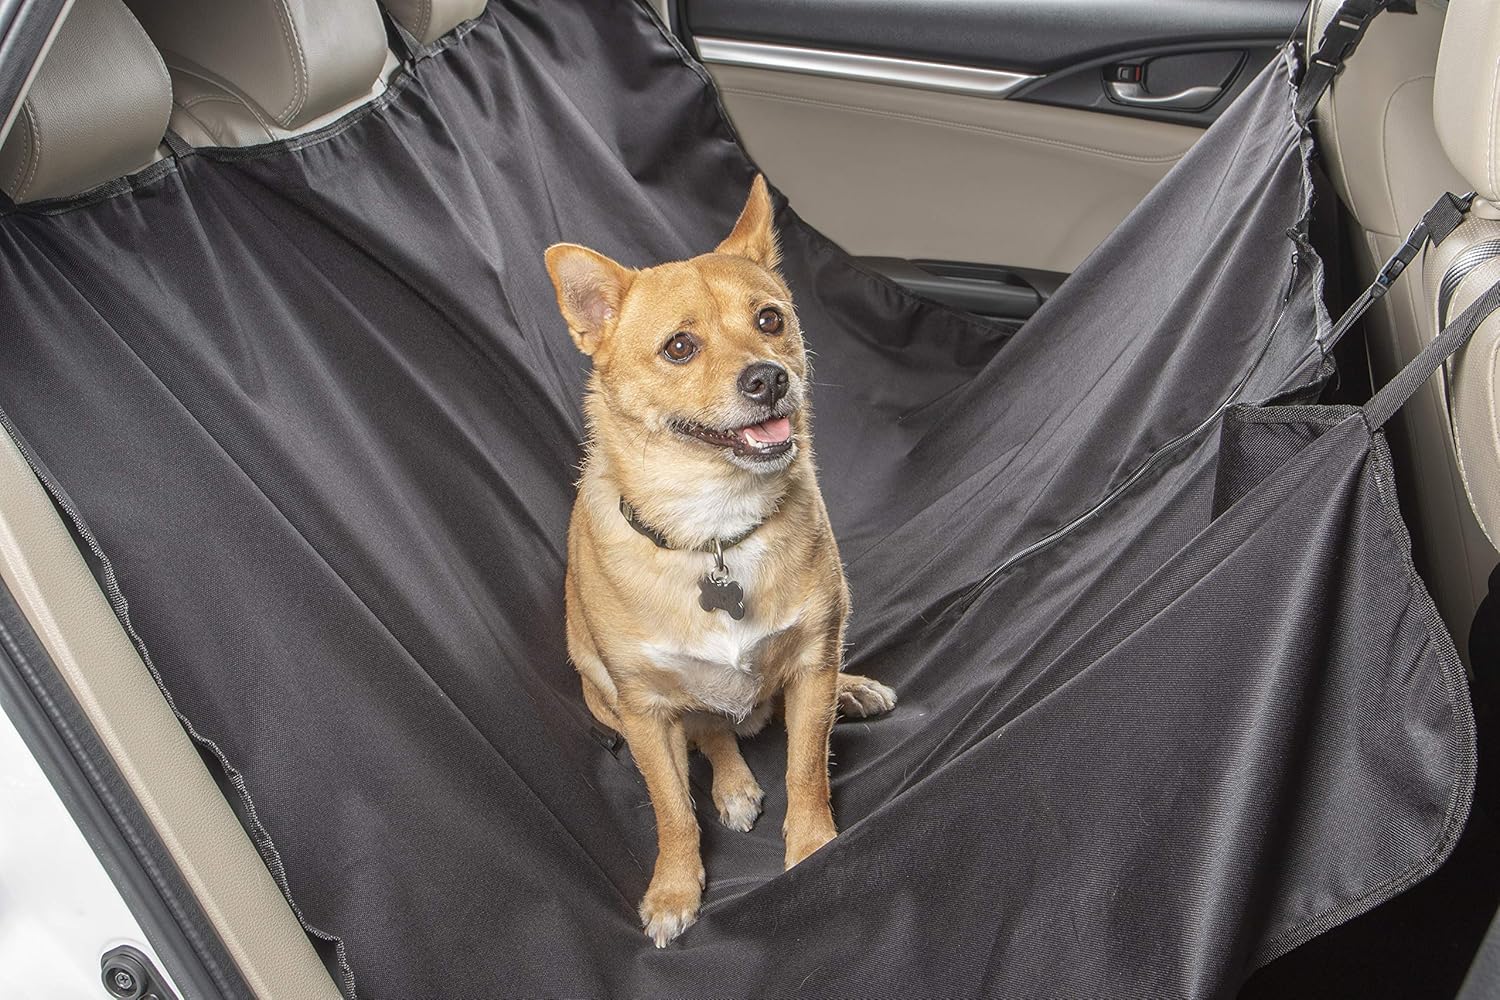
[382,8,424,64]
[1322,191,1475,352]
[161,129,192,159]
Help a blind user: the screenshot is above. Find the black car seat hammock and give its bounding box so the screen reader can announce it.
[0,1,1486,996]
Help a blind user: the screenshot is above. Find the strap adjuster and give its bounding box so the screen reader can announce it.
[1295,0,1413,123]
[1310,10,1378,75]
[1317,14,1367,59]
[1321,190,1475,352]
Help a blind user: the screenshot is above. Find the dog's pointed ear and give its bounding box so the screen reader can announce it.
[544,243,636,355]
[715,174,780,270]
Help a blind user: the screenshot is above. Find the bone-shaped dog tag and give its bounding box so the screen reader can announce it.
[698,573,746,620]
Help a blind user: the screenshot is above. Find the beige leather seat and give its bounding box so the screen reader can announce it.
[123,0,393,148]
[1309,0,1498,645]
[0,0,171,203]
[382,0,486,46]
[120,0,488,149]
[1423,0,1500,567]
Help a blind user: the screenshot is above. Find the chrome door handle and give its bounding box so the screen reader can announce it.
[1106,80,1223,111]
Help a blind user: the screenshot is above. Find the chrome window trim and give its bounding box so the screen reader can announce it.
[695,36,1038,98]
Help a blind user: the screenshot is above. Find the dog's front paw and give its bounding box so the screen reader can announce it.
[783,821,836,870]
[837,674,897,718]
[639,872,703,948]
[714,778,765,832]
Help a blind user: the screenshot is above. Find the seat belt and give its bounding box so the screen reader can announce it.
[1321,190,1475,352]
[1294,0,1417,124]
[1438,238,1500,328]
[1363,277,1500,429]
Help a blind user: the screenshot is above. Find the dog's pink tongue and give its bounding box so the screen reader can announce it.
[743,416,792,444]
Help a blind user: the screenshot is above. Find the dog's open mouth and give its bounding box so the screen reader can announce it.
[674,416,795,460]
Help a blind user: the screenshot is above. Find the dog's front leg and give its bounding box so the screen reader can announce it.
[782,635,840,869]
[616,705,703,947]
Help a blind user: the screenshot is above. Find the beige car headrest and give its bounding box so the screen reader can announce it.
[0,0,172,204]
[1435,0,1500,203]
[125,0,389,131]
[382,0,486,46]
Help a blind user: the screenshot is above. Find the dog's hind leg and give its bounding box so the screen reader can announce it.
[836,672,897,719]
[686,715,764,832]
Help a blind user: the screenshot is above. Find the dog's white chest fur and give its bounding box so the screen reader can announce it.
[641,539,795,721]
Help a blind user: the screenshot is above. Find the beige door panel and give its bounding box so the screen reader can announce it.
[0,430,342,1000]
[707,63,1204,272]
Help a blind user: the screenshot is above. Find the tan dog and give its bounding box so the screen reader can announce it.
[545,176,896,946]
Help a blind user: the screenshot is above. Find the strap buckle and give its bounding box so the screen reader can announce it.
[1321,191,1475,352]
[1294,0,1402,122]
[1310,13,1372,73]
[1374,192,1476,292]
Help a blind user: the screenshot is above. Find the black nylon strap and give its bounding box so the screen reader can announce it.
[1364,277,1500,428]
[1294,0,1409,123]
[161,128,192,159]
[1322,191,1474,352]
[381,7,423,63]
[1425,190,1472,247]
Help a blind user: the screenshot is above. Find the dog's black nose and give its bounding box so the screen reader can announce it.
[738,361,789,406]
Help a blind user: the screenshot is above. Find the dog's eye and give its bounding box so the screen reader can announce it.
[662,332,698,363]
[756,306,784,336]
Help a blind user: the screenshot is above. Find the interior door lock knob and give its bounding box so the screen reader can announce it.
[100,946,178,1000]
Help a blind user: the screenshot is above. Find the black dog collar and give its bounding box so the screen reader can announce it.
[619,497,766,620]
[618,497,762,553]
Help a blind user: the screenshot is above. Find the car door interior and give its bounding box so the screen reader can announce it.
[673,0,1305,321]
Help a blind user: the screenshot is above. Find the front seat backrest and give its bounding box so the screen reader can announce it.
[1423,0,1500,554]
[0,0,171,204]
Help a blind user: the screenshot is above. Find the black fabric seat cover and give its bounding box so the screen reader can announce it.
[0,2,1477,996]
